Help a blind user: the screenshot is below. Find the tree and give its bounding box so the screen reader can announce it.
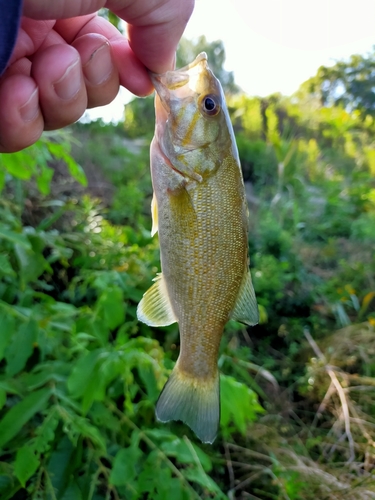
[303,47,375,118]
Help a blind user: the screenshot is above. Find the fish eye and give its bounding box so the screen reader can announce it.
[204,97,216,111]
[201,94,220,116]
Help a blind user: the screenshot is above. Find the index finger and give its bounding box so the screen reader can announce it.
[108,0,195,74]
[55,15,154,96]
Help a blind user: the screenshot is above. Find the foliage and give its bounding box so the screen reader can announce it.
[71,122,152,226]
[0,131,85,195]
[124,96,155,139]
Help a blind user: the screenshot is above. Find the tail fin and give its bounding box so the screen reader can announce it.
[156,365,220,444]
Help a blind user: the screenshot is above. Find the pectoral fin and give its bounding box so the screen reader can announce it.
[230,270,259,326]
[137,273,177,326]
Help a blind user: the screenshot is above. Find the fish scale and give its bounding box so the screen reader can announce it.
[137,53,259,443]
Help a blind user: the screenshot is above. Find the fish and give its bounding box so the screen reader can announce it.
[137,52,259,444]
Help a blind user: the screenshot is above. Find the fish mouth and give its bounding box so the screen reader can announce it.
[149,52,208,114]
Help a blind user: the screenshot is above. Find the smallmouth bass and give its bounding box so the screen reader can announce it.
[137,53,258,443]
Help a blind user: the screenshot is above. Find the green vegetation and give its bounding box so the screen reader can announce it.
[0,43,375,499]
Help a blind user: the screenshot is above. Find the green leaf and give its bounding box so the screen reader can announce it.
[0,228,31,249]
[138,363,158,402]
[14,445,40,487]
[0,170,5,192]
[60,481,83,500]
[0,150,35,180]
[0,255,15,277]
[97,286,125,330]
[46,435,76,497]
[66,160,87,186]
[67,349,104,399]
[0,389,6,411]
[37,205,67,231]
[0,475,21,500]
[85,352,123,411]
[110,446,142,486]
[15,244,48,283]
[36,165,54,195]
[69,415,106,452]
[5,319,38,377]
[0,387,51,449]
[0,380,20,395]
[0,314,15,362]
[47,142,87,186]
[34,409,59,454]
[90,402,121,433]
[138,461,176,499]
[27,231,47,254]
[220,375,264,437]
[145,429,178,441]
[160,439,212,472]
[154,478,187,500]
[184,468,224,497]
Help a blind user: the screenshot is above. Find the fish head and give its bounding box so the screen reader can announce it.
[150,53,226,151]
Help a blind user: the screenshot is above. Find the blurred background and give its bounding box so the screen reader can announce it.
[0,1,375,498]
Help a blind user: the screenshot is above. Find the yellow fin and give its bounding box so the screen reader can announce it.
[156,364,220,444]
[137,274,177,327]
[230,270,259,326]
[151,193,158,236]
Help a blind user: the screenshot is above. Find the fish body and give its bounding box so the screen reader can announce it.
[137,53,258,443]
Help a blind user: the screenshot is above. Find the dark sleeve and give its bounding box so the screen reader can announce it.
[0,0,23,76]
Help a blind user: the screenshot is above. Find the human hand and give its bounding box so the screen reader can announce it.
[0,0,194,153]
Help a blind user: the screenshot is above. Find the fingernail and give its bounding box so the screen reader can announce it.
[83,42,112,86]
[53,59,81,100]
[19,87,39,122]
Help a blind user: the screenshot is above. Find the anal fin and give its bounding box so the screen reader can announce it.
[137,273,177,327]
[230,270,259,326]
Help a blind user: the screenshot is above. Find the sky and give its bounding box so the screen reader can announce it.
[83,0,375,122]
